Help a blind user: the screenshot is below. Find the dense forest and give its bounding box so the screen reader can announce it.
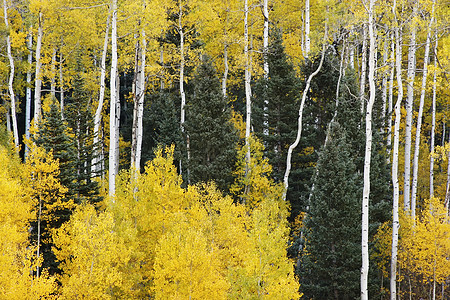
[0,0,449,299]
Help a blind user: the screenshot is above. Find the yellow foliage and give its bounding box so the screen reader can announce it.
[53,203,130,299]
[0,146,56,299]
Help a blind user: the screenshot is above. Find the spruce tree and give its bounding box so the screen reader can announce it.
[65,69,102,205]
[301,123,362,299]
[185,56,238,192]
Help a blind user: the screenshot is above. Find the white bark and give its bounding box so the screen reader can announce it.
[34,12,43,123]
[387,31,395,155]
[430,31,437,199]
[25,29,32,158]
[361,1,376,297]
[404,1,418,211]
[283,26,327,200]
[222,43,228,97]
[109,0,118,198]
[59,51,64,118]
[360,24,367,114]
[381,35,389,129]
[3,0,18,148]
[50,49,56,98]
[411,1,435,219]
[391,2,403,297]
[93,13,110,175]
[244,0,251,173]
[131,26,146,170]
[304,0,310,58]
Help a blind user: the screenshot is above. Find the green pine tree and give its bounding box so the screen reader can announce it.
[185,56,238,192]
[301,123,362,300]
[65,67,102,205]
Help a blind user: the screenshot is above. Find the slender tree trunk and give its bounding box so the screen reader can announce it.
[404,1,418,212]
[381,34,389,130]
[262,0,269,136]
[115,72,120,177]
[387,31,395,156]
[93,13,110,175]
[411,2,435,219]
[360,24,367,114]
[131,25,146,170]
[391,3,403,297]
[283,26,327,200]
[3,0,19,148]
[34,12,43,123]
[445,132,450,216]
[222,44,228,97]
[361,1,376,297]
[59,51,64,118]
[25,29,32,158]
[430,31,438,199]
[244,0,252,183]
[109,0,118,198]
[36,195,42,278]
[50,49,56,98]
[304,0,310,58]
[160,45,165,90]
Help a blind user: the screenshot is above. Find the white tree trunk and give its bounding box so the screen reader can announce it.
[34,12,43,124]
[244,0,251,176]
[361,1,376,297]
[3,0,19,149]
[304,0,310,58]
[381,35,389,130]
[391,3,403,297]
[387,31,395,156]
[430,31,438,199]
[25,29,32,158]
[360,24,367,114]
[404,1,418,211]
[50,49,56,98]
[411,2,435,219]
[93,13,110,175]
[59,51,64,118]
[222,44,228,97]
[283,26,327,200]
[131,26,146,170]
[108,0,118,198]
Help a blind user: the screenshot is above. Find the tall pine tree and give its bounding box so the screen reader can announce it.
[301,123,362,299]
[185,56,238,192]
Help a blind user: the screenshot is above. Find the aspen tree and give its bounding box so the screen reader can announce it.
[34,11,43,123]
[244,0,252,181]
[387,31,395,155]
[391,0,403,296]
[361,0,376,297]
[93,13,110,175]
[3,0,18,149]
[360,24,367,114]
[430,31,438,199]
[25,29,32,158]
[404,0,418,211]
[304,0,310,58]
[109,0,118,198]
[411,0,435,219]
[283,25,327,200]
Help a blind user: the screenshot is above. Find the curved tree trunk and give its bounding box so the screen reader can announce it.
[3,0,19,148]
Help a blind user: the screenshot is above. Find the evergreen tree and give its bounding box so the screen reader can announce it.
[32,97,77,274]
[33,97,78,204]
[301,123,362,299]
[253,28,301,184]
[185,56,238,191]
[65,68,102,205]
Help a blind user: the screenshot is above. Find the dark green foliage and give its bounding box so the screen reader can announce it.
[253,28,302,184]
[32,97,77,274]
[185,56,238,192]
[34,97,78,202]
[301,123,362,300]
[142,90,184,171]
[65,68,102,205]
